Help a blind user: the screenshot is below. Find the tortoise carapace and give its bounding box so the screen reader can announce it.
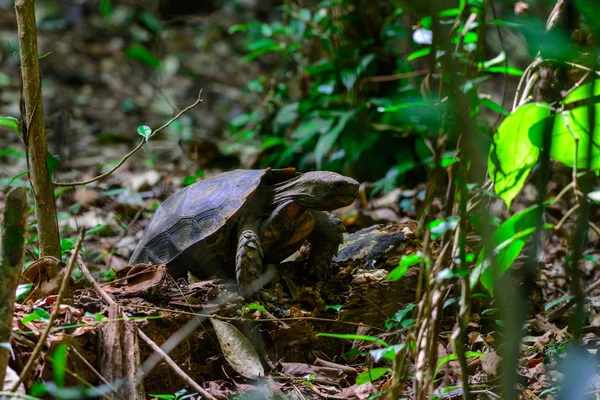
[129,168,359,292]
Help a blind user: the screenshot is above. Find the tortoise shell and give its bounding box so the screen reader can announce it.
[129,168,298,268]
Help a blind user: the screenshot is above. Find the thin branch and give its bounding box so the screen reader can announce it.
[138,329,217,400]
[53,90,203,187]
[360,69,428,83]
[554,204,579,231]
[10,229,85,392]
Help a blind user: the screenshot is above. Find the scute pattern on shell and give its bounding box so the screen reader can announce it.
[129,169,269,265]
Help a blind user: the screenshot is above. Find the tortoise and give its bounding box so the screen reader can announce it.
[129,168,359,291]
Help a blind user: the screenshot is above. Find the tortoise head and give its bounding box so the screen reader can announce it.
[273,171,359,211]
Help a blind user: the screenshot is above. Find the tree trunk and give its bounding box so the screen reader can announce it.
[0,188,28,389]
[15,0,61,261]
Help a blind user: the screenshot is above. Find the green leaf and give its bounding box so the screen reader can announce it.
[0,116,19,133]
[273,103,299,132]
[228,21,258,34]
[316,333,389,348]
[342,53,376,89]
[138,11,163,34]
[429,216,459,240]
[391,303,416,324]
[46,152,60,177]
[38,51,52,60]
[488,103,551,208]
[488,19,522,28]
[99,0,114,17]
[247,79,265,93]
[481,51,506,69]
[484,66,524,76]
[377,101,428,113]
[125,45,160,69]
[261,136,286,151]
[22,307,51,324]
[52,343,69,387]
[8,169,31,186]
[314,111,354,169]
[388,253,422,281]
[544,295,574,311]
[60,238,75,252]
[242,303,266,313]
[341,69,357,90]
[15,283,33,301]
[479,98,509,115]
[241,40,285,63]
[182,176,196,187]
[370,344,406,362]
[407,47,431,61]
[547,104,600,170]
[435,352,484,377]
[325,304,342,312]
[471,205,544,294]
[356,367,391,385]
[137,125,152,142]
[563,79,600,105]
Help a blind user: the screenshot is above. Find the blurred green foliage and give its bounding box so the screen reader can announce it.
[226,0,519,191]
[228,0,435,186]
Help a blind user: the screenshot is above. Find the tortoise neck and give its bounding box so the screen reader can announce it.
[271,176,308,207]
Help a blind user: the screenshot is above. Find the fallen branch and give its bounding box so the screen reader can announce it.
[10,229,85,392]
[53,90,204,187]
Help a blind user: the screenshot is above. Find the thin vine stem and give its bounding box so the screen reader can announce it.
[53,90,203,187]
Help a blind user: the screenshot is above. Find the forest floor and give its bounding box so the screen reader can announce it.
[2,2,600,399]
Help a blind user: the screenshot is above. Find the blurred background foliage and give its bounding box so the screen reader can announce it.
[0,0,554,192]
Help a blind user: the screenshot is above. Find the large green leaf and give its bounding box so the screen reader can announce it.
[548,104,600,170]
[488,103,551,208]
[563,79,600,105]
[471,205,545,294]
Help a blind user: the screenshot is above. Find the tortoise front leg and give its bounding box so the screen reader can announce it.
[306,211,345,280]
[235,220,264,294]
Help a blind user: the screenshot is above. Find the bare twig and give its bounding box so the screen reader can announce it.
[554,204,579,231]
[10,229,85,392]
[360,69,428,83]
[131,304,387,332]
[53,90,203,187]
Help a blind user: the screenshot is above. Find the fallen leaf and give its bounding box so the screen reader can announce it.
[210,318,265,380]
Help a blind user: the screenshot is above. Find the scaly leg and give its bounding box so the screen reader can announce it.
[235,220,264,294]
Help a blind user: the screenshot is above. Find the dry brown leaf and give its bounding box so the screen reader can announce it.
[210,318,265,380]
[481,351,502,377]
